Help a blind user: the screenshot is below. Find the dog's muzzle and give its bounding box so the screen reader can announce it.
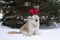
[35,20,38,22]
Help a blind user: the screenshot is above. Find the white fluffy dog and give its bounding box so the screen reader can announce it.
[8,15,40,36]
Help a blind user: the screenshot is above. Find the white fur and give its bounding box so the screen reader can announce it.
[20,15,40,36]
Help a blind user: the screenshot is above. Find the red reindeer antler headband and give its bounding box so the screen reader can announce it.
[29,8,40,15]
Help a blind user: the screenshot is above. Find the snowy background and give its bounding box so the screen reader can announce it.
[0,12,60,40]
[0,22,60,40]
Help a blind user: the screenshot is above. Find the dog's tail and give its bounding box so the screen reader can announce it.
[8,31,21,34]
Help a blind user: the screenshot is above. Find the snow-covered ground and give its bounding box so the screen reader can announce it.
[0,22,60,40]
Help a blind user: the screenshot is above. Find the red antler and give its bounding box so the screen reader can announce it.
[29,8,39,15]
[35,8,39,15]
[29,9,34,15]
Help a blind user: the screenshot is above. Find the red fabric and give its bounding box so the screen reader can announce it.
[35,8,39,15]
[29,8,39,15]
[29,9,34,15]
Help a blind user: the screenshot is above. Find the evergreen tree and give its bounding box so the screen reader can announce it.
[0,0,60,28]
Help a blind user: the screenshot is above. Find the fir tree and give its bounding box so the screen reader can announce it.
[0,0,60,28]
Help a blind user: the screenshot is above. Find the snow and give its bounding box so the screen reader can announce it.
[0,13,3,19]
[0,22,60,40]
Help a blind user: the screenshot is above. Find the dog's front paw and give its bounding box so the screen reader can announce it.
[25,34,33,36]
[34,31,41,36]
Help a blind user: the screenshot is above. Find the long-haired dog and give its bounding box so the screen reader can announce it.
[8,15,40,36]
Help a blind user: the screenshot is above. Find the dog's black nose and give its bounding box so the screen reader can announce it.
[35,20,38,22]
